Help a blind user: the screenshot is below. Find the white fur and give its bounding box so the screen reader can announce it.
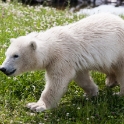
[1,13,124,112]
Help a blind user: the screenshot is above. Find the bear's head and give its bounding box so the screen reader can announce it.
[0,32,40,76]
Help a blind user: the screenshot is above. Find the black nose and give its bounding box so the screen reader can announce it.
[0,67,6,73]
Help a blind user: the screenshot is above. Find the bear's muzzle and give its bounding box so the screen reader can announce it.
[0,67,16,76]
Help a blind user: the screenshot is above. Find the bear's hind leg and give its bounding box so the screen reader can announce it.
[105,74,118,88]
[115,71,124,96]
[74,71,98,96]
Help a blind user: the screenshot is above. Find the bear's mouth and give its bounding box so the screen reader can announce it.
[6,69,16,76]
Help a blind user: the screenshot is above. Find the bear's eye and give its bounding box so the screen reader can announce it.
[13,54,19,59]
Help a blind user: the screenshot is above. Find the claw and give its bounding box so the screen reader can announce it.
[26,101,47,112]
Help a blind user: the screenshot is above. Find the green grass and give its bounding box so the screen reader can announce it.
[0,1,124,124]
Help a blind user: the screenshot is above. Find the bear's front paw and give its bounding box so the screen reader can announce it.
[26,101,47,112]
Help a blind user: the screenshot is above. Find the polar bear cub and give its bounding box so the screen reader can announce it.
[1,13,124,112]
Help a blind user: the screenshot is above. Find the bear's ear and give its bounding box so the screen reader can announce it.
[30,41,36,50]
[10,38,16,43]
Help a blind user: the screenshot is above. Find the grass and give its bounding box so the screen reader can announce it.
[0,1,124,124]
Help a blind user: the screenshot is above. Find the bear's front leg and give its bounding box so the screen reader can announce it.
[74,70,98,96]
[27,69,75,112]
[27,101,46,112]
